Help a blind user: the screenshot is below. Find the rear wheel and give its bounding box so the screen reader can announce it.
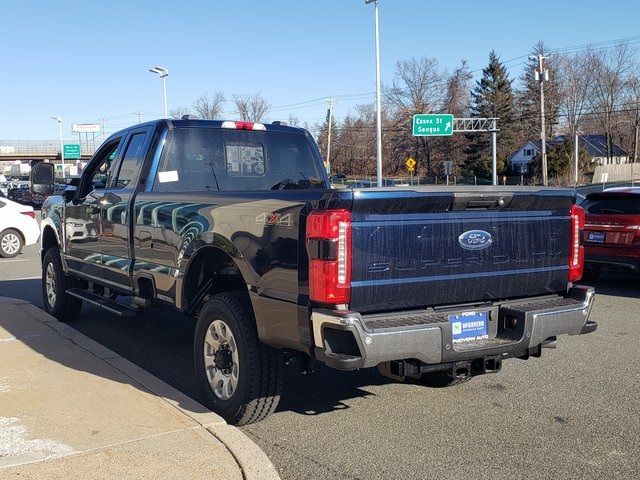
[194,292,283,425]
[0,229,23,258]
[42,248,83,322]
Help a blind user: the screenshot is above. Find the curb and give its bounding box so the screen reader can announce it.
[1,297,280,480]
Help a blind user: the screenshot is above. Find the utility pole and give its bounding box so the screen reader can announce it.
[325,98,335,174]
[574,131,579,186]
[634,117,639,163]
[533,54,549,186]
[490,119,498,186]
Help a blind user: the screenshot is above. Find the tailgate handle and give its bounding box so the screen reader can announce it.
[466,200,499,209]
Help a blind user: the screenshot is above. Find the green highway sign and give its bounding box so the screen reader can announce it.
[63,144,81,159]
[412,114,454,136]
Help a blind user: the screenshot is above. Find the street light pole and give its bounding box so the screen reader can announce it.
[52,116,65,180]
[149,66,169,117]
[366,0,383,187]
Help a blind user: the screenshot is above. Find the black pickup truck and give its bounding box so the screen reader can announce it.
[31,119,597,425]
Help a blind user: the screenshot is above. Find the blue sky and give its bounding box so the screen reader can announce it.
[1,0,639,141]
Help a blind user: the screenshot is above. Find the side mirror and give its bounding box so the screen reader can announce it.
[30,162,55,196]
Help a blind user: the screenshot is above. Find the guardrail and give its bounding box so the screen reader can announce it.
[0,140,97,156]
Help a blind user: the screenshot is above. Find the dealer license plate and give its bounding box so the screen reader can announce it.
[448,311,489,344]
[587,231,606,243]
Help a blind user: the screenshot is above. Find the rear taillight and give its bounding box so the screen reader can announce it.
[306,209,351,304]
[21,211,36,219]
[569,205,585,282]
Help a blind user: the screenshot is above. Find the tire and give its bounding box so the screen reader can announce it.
[0,229,23,258]
[194,292,283,425]
[418,371,473,388]
[42,248,83,322]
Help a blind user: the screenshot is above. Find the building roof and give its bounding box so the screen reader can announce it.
[556,135,628,157]
[510,135,628,162]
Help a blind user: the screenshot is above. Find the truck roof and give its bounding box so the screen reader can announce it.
[110,119,309,137]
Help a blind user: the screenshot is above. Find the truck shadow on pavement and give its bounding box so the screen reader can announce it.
[578,273,640,299]
[0,278,396,419]
[0,278,211,416]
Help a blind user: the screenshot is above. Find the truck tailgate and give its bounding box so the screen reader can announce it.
[349,188,574,313]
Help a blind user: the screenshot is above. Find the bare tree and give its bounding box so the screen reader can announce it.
[169,106,192,119]
[385,57,445,116]
[589,42,637,162]
[192,91,226,119]
[287,114,300,127]
[557,51,594,139]
[384,57,446,174]
[624,78,640,162]
[232,93,271,122]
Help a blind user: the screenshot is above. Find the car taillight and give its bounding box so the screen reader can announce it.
[569,205,585,282]
[21,211,36,219]
[220,121,266,131]
[306,209,351,304]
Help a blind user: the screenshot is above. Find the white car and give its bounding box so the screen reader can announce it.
[0,193,40,258]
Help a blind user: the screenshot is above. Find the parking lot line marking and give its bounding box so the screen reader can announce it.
[0,259,29,263]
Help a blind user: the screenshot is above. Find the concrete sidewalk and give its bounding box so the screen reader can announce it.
[0,297,280,480]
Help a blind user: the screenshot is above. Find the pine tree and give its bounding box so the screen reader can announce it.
[464,51,517,178]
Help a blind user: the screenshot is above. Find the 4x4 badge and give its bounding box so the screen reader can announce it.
[255,213,294,228]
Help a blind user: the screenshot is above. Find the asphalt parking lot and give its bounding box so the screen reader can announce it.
[1,242,639,479]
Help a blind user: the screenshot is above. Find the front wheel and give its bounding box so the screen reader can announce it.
[0,229,23,258]
[194,292,283,425]
[42,248,83,322]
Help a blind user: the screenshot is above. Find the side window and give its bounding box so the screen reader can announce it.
[82,139,121,197]
[113,133,147,189]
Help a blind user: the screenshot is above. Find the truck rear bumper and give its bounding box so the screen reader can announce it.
[312,286,596,371]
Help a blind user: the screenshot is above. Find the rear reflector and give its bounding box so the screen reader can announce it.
[569,205,585,282]
[21,211,36,219]
[306,209,351,304]
[221,121,266,131]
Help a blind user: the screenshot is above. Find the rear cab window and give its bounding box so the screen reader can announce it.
[582,195,640,214]
[152,128,325,192]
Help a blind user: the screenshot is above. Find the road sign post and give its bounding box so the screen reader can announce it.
[443,160,453,186]
[412,114,454,137]
[406,157,416,185]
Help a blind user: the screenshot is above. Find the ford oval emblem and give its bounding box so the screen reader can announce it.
[458,230,493,250]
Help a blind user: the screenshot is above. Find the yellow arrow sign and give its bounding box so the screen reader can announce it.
[406,157,416,169]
